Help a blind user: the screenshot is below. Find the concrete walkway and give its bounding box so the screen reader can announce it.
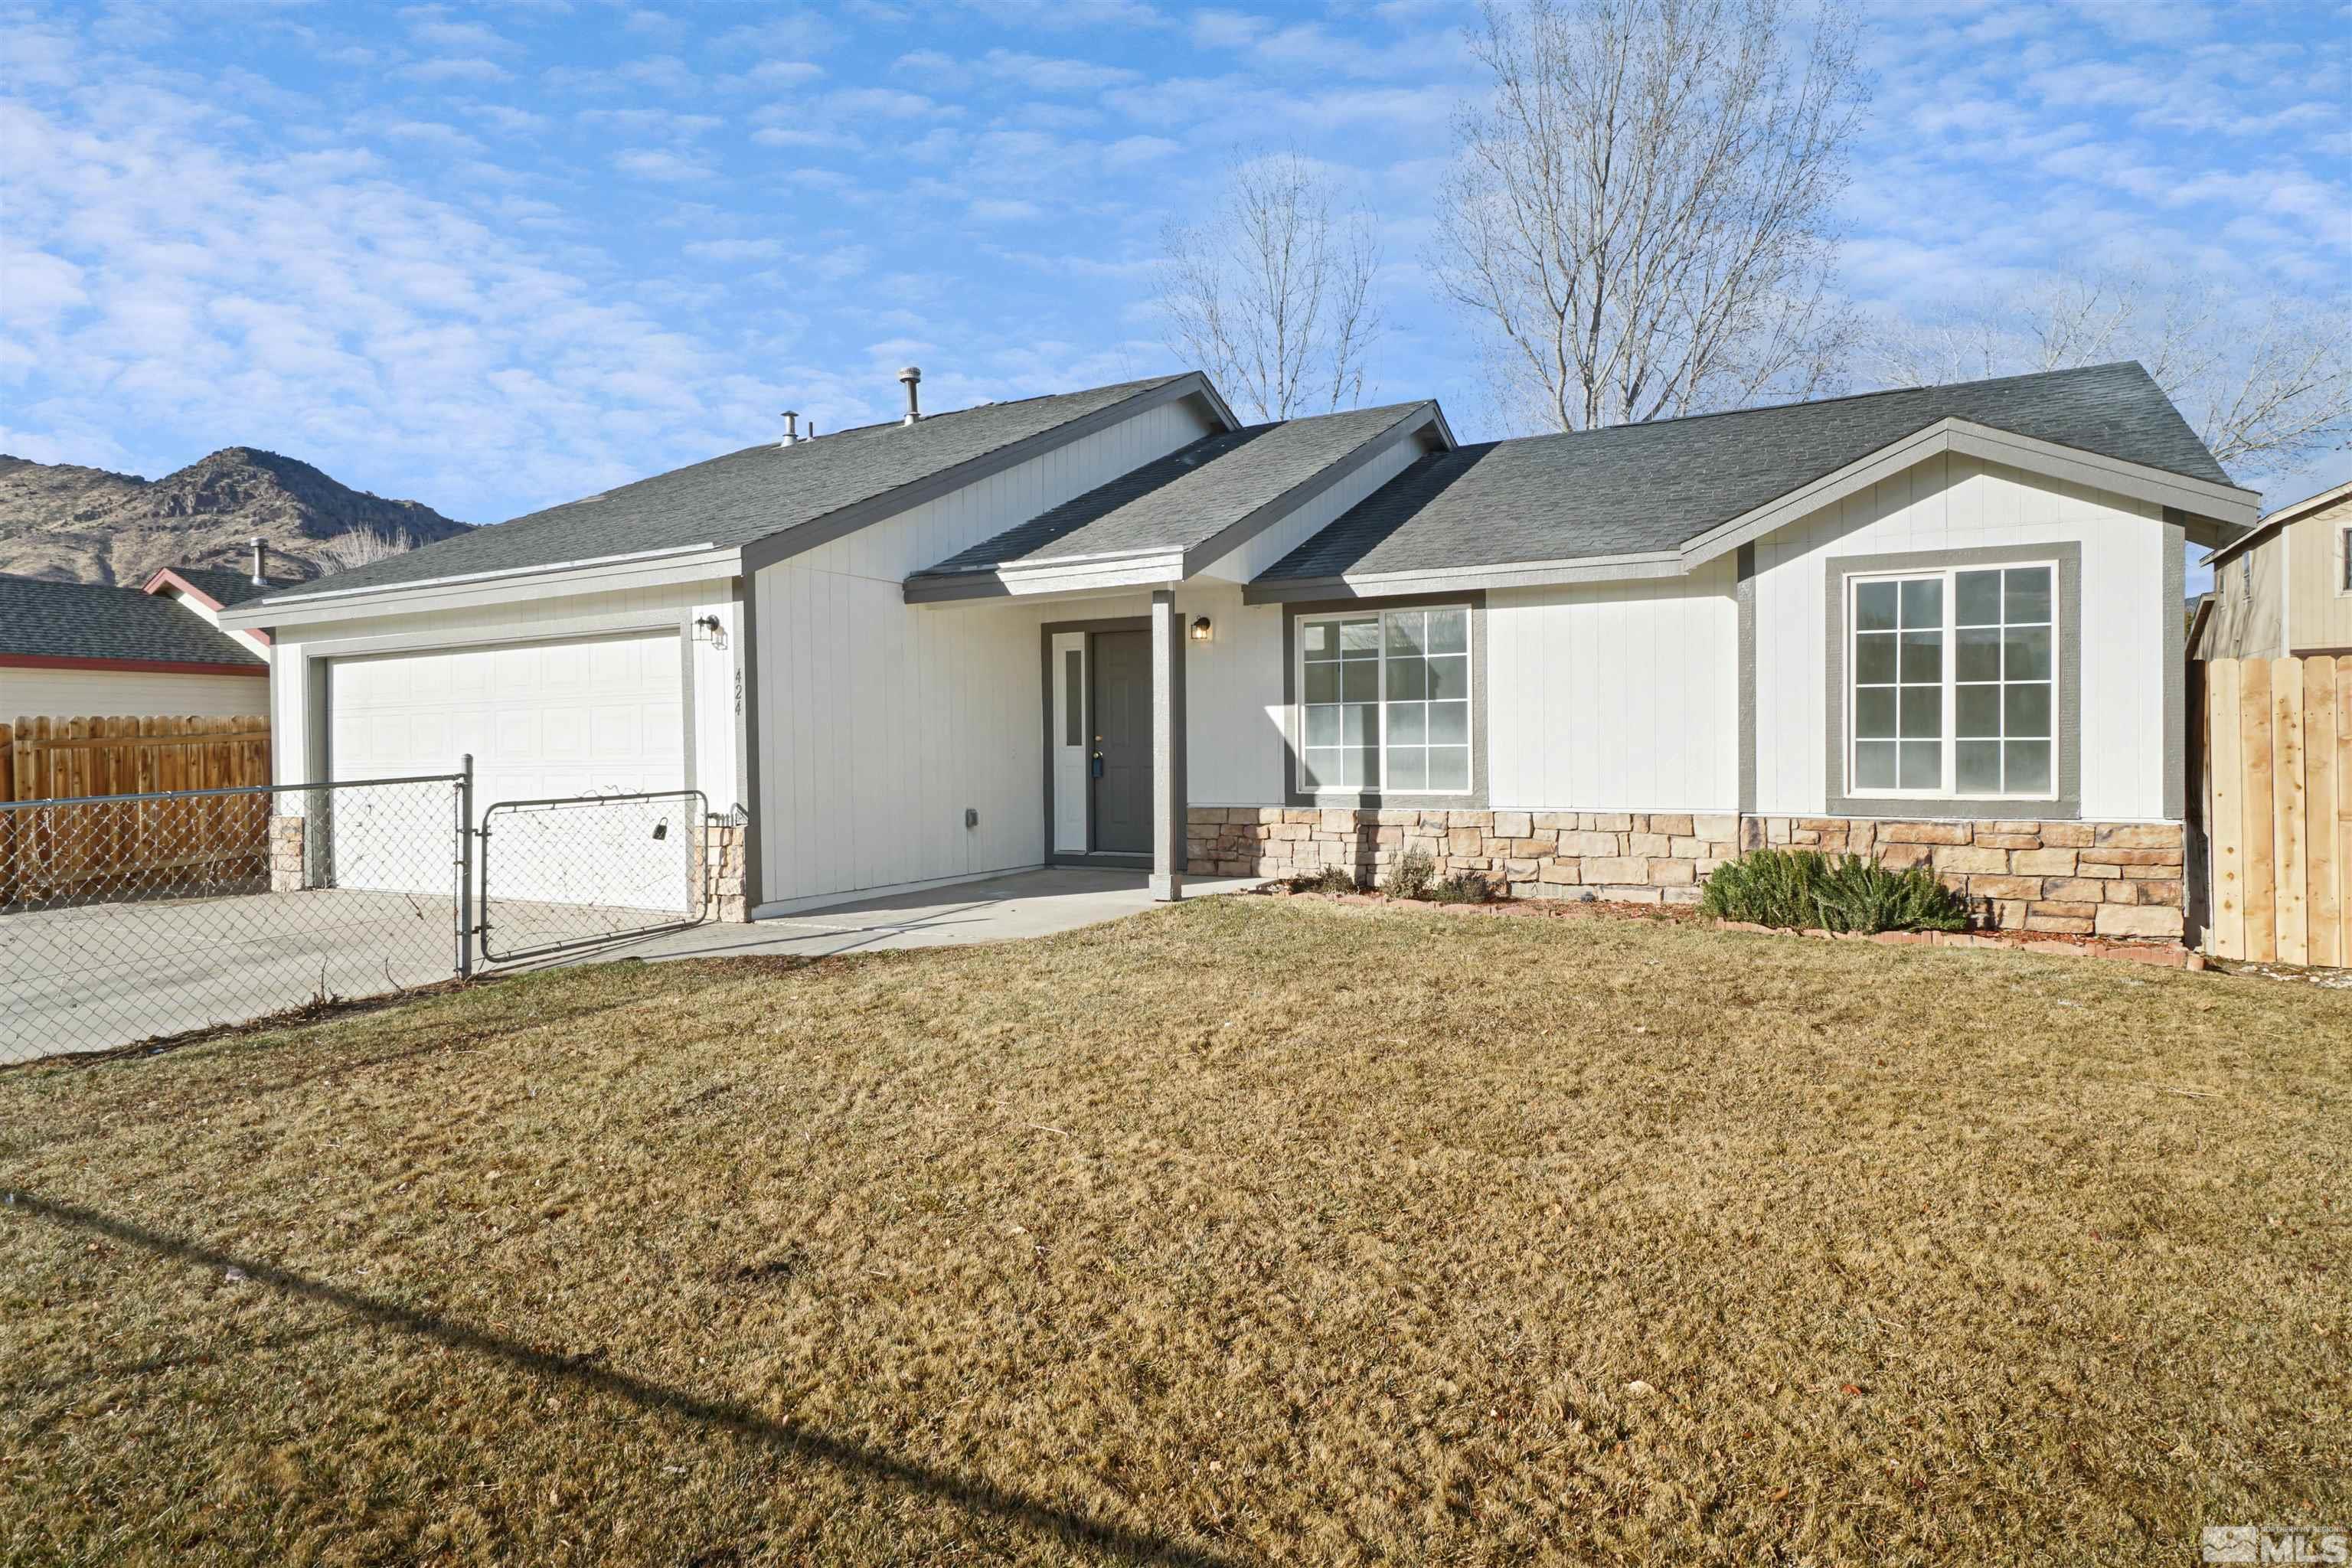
[498,867,1264,970]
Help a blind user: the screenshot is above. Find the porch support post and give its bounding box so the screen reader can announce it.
[1149,586,1187,901]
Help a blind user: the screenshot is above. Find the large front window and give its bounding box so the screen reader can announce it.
[1299,606,1471,794]
[1849,563,2054,799]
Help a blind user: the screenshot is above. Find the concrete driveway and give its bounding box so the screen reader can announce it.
[4,869,1259,1061]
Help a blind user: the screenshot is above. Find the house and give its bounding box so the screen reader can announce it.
[1,554,274,719]
[2194,478,2352,660]
[218,360,2256,940]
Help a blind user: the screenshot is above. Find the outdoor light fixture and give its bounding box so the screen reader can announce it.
[694,613,727,648]
[1190,616,1213,642]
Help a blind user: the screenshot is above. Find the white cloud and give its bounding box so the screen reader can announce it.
[395,57,511,84]
[682,237,788,261]
[611,147,714,182]
[382,120,485,155]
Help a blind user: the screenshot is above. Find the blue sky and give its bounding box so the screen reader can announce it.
[2,0,2347,547]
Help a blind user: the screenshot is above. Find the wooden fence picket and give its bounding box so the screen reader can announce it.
[2203,657,2352,965]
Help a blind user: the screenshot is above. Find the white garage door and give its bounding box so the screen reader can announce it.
[326,630,689,906]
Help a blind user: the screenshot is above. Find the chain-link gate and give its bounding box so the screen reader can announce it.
[476,789,707,962]
[1,772,468,1063]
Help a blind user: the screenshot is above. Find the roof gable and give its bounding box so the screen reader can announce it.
[1254,362,2252,590]
[256,374,1223,604]
[904,402,1443,593]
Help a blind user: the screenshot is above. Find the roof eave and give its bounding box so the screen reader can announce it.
[1677,417,2259,573]
[1243,549,1686,604]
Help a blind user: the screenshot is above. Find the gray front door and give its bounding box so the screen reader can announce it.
[1090,629,1151,854]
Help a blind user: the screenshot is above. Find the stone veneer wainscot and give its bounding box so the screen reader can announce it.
[1186,808,2184,940]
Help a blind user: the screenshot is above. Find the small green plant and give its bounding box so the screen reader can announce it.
[1698,848,1968,935]
[1380,848,1438,900]
[1292,864,1363,895]
[1423,871,1494,904]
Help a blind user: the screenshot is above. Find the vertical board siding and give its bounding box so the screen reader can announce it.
[1485,564,1740,812]
[0,667,270,718]
[1181,585,1287,806]
[2205,656,2352,964]
[750,397,1220,906]
[1753,451,2171,820]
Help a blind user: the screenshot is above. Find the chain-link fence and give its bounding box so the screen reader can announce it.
[1,774,465,1063]
[479,789,707,962]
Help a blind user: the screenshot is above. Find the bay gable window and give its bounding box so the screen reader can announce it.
[1847,562,2056,800]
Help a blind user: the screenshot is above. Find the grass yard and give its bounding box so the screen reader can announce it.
[2,897,2345,1566]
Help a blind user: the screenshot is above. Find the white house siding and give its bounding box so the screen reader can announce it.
[1752,450,2171,822]
[1,665,270,720]
[1484,563,1740,814]
[752,399,1217,908]
[1181,583,1289,806]
[266,578,741,812]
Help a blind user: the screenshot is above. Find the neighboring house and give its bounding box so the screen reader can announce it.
[2194,478,2352,659]
[220,361,2256,939]
[1,562,273,719]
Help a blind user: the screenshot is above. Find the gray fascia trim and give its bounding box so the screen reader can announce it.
[1280,590,1488,812]
[2164,520,2186,822]
[906,553,1184,604]
[236,541,729,616]
[735,575,763,911]
[1179,403,1450,580]
[220,548,743,631]
[743,373,1235,578]
[1244,551,1683,604]
[1681,420,2259,573]
[1822,542,2083,821]
[1736,544,1757,815]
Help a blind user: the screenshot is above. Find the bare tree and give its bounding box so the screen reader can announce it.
[1158,150,1383,423]
[315,527,413,572]
[1870,270,2352,479]
[1432,0,1868,435]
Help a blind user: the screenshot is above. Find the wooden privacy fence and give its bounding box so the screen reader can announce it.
[1,715,273,903]
[2203,658,2352,964]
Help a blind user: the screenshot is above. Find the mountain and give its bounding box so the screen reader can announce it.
[0,448,472,587]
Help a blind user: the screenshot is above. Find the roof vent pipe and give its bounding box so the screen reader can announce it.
[778,410,799,448]
[898,365,922,426]
[250,536,266,586]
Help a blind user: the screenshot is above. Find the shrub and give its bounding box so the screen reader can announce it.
[1291,864,1363,895]
[1380,848,1438,900]
[1698,848,1968,935]
[1423,871,1494,904]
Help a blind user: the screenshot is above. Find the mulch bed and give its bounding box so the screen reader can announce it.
[1256,882,2202,969]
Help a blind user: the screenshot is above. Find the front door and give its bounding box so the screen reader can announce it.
[1090,629,1152,854]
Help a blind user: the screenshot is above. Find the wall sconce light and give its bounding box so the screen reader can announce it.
[694,613,727,649]
[1189,616,1213,642]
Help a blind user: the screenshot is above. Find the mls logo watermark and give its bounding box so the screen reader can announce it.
[2203,1524,2350,1564]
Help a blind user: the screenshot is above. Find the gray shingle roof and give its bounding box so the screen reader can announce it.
[1259,362,2239,583]
[159,567,276,607]
[0,576,268,668]
[908,402,1433,580]
[258,374,1196,603]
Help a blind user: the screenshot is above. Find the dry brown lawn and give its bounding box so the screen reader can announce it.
[2,896,2345,1566]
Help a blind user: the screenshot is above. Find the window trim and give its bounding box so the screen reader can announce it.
[1822,544,2082,822]
[1841,560,2061,804]
[1282,593,1488,810]
[2339,524,2350,595]
[1293,604,1476,799]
